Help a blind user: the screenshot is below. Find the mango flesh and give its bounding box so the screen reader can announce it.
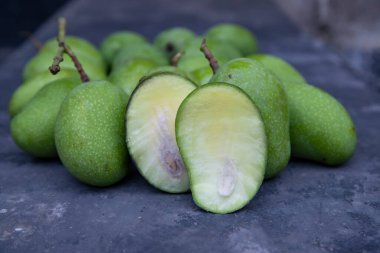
[108,58,158,97]
[206,23,258,56]
[285,82,356,165]
[112,43,167,71]
[154,27,195,59]
[247,54,305,84]
[100,31,148,65]
[23,50,107,81]
[55,80,128,186]
[126,73,196,193]
[176,83,267,213]
[211,58,290,178]
[9,69,79,117]
[10,78,80,158]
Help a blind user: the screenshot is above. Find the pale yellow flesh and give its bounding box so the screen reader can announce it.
[177,85,266,213]
[126,75,196,193]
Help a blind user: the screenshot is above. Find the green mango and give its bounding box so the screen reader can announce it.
[178,41,241,74]
[112,43,168,71]
[211,58,290,178]
[285,82,356,165]
[189,67,213,86]
[247,54,305,84]
[55,80,129,186]
[9,69,79,117]
[206,23,258,56]
[147,66,189,79]
[178,52,228,74]
[108,58,158,97]
[10,78,80,158]
[177,53,211,73]
[154,27,195,59]
[184,38,242,60]
[183,37,203,51]
[100,31,148,65]
[42,36,105,68]
[23,50,107,81]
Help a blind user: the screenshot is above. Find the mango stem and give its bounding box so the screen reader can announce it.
[170,51,184,67]
[20,31,43,50]
[200,38,219,74]
[49,17,89,83]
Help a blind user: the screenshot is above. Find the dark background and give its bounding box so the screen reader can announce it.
[0,0,67,61]
[1,0,379,81]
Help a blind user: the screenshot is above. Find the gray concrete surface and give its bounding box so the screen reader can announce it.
[274,0,380,50]
[0,0,379,252]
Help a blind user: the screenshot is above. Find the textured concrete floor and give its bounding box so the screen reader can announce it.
[0,0,379,252]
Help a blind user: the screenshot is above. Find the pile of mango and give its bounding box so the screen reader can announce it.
[9,20,356,213]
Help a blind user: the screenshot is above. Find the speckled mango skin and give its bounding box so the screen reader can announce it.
[247,54,305,84]
[205,23,258,56]
[10,78,80,158]
[285,82,357,165]
[55,80,129,186]
[9,69,79,117]
[211,58,290,178]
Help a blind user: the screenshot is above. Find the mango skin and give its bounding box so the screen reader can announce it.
[285,82,357,165]
[108,58,158,97]
[100,31,148,65]
[179,39,242,73]
[154,27,195,59]
[112,44,167,71]
[43,36,106,68]
[177,53,213,73]
[211,58,290,178]
[206,23,258,56]
[23,51,107,81]
[189,67,213,86]
[10,78,80,158]
[247,54,305,84]
[147,66,189,79]
[9,69,79,117]
[55,81,129,187]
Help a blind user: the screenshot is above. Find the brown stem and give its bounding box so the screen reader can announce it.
[49,17,66,75]
[170,51,184,67]
[62,44,89,82]
[200,38,219,74]
[49,17,89,82]
[20,31,43,50]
